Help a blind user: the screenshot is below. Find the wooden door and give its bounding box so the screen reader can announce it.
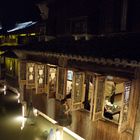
[26,63,36,89]
[47,66,57,98]
[92,76,105,121]
[35,64,46,94]
[56,67,66,100]
[71,71,85,110]
[118,81,132,133]
[82,73,95,119]
[89,74,95,119]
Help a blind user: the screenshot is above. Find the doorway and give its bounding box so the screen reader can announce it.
[66,70,73,98]
[48,67,57,98]
[83,74,94,111]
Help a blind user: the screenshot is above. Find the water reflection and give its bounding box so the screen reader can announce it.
[0,91,42,140]
[0,90,79,140]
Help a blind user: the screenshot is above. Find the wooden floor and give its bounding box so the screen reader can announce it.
[24,93,133,140]
[67,110,121,140]
[67,110,133,140]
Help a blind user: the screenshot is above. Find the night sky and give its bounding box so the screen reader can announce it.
[0,0,41,28]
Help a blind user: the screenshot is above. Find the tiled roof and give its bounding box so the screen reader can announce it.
[1,32,140,67]
[0,50,19,58]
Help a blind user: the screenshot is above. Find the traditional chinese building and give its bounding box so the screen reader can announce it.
[0,33,140,140]
[0,0,140,140]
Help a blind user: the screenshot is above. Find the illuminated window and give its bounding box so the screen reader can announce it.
[9,61,13,71]
[39,69,43,75]
[29,67,33,73]
[39,78,43,84]
[26,63,35,85]
[29,74,33,80]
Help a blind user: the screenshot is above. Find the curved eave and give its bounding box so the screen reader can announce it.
[14,49,140,68]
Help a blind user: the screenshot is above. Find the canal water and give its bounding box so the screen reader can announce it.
[0,90,76,140]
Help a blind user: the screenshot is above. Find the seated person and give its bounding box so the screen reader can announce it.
[61,92,72,115]
[104,108,113,120]
[83,100,90,111]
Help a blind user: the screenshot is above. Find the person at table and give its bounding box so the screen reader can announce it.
[105,80,116,104]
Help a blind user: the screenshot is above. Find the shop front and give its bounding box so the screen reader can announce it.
[53,62,135,135]
[44,63,134,133]
[20,59,135,129]
[7,45,138,140]
[91,75,133,133]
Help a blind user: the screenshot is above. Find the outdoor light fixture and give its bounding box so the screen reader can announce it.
[3,85,6,95]
[18,99,20,103]
[19,34,26,37]
[30,33,36,36]
[17,93,20,103]
[20,103,27,130]
[22,105,25,117]
[33,108,38,116]
[14,116,27,130]
[17,93,20,98]
[22,102,27,117]
[20,117,27,130]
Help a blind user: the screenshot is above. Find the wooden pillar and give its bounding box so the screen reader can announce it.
[121,0,128,31]
[119,68,140,140]
[133,68,140,140]
[18,60,26,102]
